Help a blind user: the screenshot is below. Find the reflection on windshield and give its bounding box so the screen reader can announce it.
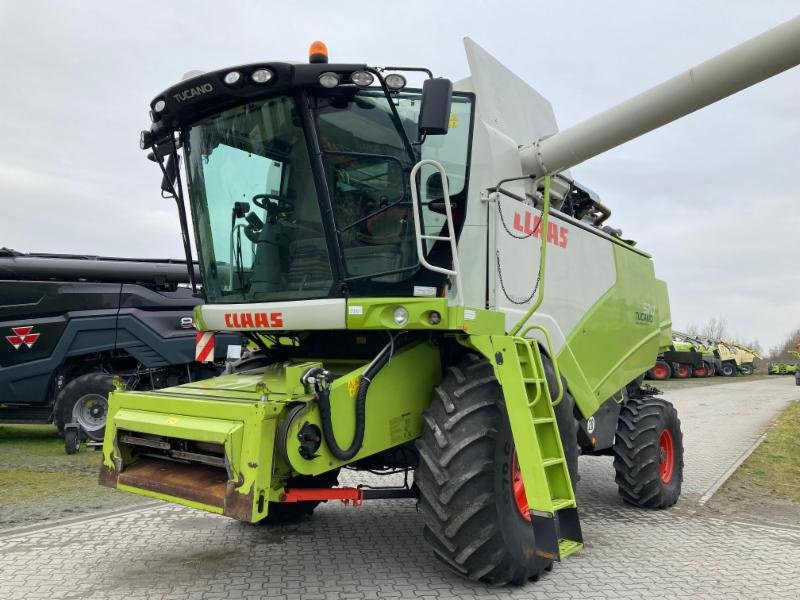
[315,91,472,284]
[185,96,333,303]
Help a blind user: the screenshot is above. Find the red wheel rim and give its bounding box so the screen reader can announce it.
[511,450,531,522]
[659,429,675,483]
[652,365,667,378]
[677,365,689,377]
[695,366,706,376]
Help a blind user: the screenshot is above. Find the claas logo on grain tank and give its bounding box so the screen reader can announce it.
[224,312,284,329]
[513,210,568,248]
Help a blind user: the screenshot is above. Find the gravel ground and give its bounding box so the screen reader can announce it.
[0,378,798,599]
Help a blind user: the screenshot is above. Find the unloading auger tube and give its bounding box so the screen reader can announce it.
[520,16,800,177]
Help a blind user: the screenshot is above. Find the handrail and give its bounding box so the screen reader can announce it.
[520,325,564,406]
[409,159,462,300]
[509,175,551,335]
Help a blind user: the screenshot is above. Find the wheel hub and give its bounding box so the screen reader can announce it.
[658,429,675,483]
[72,393,108,440]
[510,450,532,523]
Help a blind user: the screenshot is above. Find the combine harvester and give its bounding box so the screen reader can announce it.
[100,18,800,585]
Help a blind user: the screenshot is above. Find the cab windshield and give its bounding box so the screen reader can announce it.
[184,89,472,304]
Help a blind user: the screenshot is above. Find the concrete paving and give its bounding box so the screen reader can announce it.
[1,378,798,600]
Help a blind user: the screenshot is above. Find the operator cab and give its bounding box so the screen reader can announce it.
[141,43,475,304]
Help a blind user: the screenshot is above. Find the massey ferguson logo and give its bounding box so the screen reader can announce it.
[512,211,569,249]
[6,326,40,350]
[224,312,284,329]
[172,82,214,103]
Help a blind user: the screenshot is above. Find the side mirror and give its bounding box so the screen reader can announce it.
[161,154,180,194]
[419,78,453,136]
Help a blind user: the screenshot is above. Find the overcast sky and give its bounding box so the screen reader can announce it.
[1,1,798,351]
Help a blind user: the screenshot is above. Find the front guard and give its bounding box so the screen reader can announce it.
[100,389,281,522]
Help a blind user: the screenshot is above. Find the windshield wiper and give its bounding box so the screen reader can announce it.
[366,68,418,164]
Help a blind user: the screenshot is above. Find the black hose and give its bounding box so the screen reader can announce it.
[317,335,413,461]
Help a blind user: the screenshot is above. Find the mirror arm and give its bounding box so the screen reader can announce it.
[155,146,198,293]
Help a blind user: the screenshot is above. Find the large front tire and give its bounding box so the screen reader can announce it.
[720,362,737,377]
[613,397,683,508]
[415,354,578,585]
[646,361,671,381]
[672,363,691,379]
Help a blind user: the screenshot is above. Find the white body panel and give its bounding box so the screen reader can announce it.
[492,196,617,352]
[200,298,346,331]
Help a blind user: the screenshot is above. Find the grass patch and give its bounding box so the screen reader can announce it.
[0,470,102,503]
[724,400,800,502]
[0,424,143,527]
[0,424,103,473]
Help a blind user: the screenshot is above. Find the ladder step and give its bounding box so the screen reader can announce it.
[421,235,451,241]
[532,417,554,424]
[551,498,574,511]
[558,538,583,559]
[542,458,564,467]
[521,377,546,384]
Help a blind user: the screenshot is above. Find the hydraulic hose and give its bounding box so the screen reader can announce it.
[316,334,412,461]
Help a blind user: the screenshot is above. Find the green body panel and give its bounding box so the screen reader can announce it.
[345,298,504,335]
[101,341,442,520]
[282,341,442,475]
[555,244,667,417]
[102,388,281,521]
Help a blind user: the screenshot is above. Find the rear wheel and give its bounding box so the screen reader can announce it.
[704,362,716,377]
[54,373,113,441]
[613,397,683,508]
[692,364,707,377]
[672,363,691,379]
[740,364,753,375]
[415,354,579,585]
[647,361,671,381]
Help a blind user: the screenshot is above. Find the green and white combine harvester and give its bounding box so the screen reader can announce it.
[101,19,800,585]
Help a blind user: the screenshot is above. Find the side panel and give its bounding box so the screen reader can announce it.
[492,198,617,354]
[0,313,119,406]
[559,244,664,415]
[491,198,665,416]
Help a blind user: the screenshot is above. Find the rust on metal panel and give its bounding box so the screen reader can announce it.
[117,458,227,507]
[98,464,118,489]
[223,482,256,521]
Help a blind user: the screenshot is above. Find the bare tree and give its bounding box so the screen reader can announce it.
[700,317,728,340]
[768,327,800,360]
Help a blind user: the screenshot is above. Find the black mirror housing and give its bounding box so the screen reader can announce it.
[419,78,453,136]
[161,154,180,194]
